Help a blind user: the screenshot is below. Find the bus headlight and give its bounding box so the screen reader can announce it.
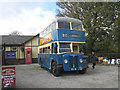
[64,59,68,64]
[80,59,83,63]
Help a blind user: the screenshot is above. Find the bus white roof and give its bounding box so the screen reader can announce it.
[54,17,82,23]
[39,17,82,37]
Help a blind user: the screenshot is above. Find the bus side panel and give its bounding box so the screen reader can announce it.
[46,54,51,69]
[47,54,63,69]
[50,54,63,64]
[77,54,84,69]
[38,29,86,46]
[38,54,41,64]
[58,29,85,42]
[51,29,58,42]
[38,54,63,69]
[62,54,71,71]
[38,30,58,46]
[38,38,40,46]
[43,54,47,68]
[40,54,49,69]
[38,54,46,68]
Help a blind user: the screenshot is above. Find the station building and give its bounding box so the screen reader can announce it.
[0,34,39,65]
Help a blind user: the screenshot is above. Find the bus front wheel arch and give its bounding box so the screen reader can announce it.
[78,68,87,74]
[51,61,61,76]
[40,57,44,68]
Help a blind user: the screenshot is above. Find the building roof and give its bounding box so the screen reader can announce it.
[1,35,34,45]
[22,34,39,45]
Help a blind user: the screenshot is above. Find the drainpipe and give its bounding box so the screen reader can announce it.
[19,45,20,64]
[31,40,32,63]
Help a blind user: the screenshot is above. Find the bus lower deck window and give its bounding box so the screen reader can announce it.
[52,43,57,53]
[43,47,47,53]
[47,46,50,53]
[39,48,43,53]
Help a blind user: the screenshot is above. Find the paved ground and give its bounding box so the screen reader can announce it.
[0,64,119,88]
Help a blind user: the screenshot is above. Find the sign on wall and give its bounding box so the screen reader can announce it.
[1,66,16,88]
[6,51,16,59]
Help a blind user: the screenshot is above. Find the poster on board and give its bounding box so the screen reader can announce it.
[1,66,16,88]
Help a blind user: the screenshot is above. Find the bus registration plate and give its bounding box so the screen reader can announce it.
[71,68,76,70]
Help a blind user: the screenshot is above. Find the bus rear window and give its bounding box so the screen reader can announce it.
[72,23,82,30]
[58,22,70,30]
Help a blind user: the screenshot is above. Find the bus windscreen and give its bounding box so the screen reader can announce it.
[59,43,71,53]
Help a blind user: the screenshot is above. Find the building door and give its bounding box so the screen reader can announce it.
[25,48,32,64]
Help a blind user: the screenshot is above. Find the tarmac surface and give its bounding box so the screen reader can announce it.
[0,64,119,88]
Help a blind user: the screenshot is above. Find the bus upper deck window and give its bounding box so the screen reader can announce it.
[72,23,82,30]
[58,22,70,30]
[50,22,56,31]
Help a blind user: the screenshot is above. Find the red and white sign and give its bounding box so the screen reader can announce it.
[1,66,16,88]
[40,33,51,45]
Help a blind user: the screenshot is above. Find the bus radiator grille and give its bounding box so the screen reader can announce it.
[69,56,78,68]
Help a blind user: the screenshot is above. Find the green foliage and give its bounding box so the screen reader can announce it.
[9,30,21,35]
[56,2,120,58]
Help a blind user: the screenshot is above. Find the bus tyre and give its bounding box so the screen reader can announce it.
[40,65,44,68]
[51,62,60,76]
[39,57,43,68]
[78,68,87,74]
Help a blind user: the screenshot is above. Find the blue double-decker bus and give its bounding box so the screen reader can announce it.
[38,17,88,76]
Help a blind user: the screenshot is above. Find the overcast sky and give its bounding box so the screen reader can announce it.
[0,1,58,35]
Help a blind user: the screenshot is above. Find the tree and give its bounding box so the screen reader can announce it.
[56,2,120,57]
[9,30,21,35]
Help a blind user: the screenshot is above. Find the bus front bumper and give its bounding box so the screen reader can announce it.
[63,60,88,71]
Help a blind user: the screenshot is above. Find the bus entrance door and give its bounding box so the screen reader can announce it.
[25,48,32,64]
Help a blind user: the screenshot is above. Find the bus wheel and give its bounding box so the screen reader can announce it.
[51,62,60,76]
[78,68,87,74]
[40,57,43,68]
[40,65,44,68]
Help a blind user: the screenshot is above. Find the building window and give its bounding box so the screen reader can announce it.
[11,46,18,51]
[0,45,4,50]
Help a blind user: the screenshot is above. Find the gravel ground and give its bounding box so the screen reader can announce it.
[0,64,119,88]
